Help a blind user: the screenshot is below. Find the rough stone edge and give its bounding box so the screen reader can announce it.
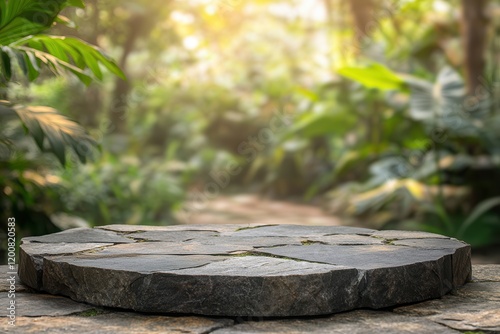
[18,245,42,290]
[452,244,472,287]
[3,265,499,334]
[40,255,361,317]
[18,242,116,291]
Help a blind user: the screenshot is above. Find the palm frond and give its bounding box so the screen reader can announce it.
[1,35,125,84]
[0,101,96,165]
[0,0,70,45]
[0,1,124,85]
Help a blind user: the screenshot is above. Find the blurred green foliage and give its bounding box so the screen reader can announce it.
[57,154,185,226]
[2,0,500,253]
[0,0,123,255]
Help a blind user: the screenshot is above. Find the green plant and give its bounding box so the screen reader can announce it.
[77,308,106,317]
[244,86,362,197]
[338,63,407,92]
[421,197,500,247]
[57,154,185,226]
[0,1,123,83]
[335,63,500,246]
[0,0,124,164]
[0,0,124,257]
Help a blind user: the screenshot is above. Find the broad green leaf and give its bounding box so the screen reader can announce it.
[333,151,362,178]
[283,110,356,140]
[338,63,406,91]
[457,197,500,238]
[65,0,85,8]
[402,67,465,122]
[24,51,41,80]
[287,113,338,138]
[16,52,28,76]
[0,49,12,80]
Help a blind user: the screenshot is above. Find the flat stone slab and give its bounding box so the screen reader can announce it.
[211,310,462,334]
[3,313,234,334]
[2,265,497,333]
[0,293,95,317]
[18,224,472,317]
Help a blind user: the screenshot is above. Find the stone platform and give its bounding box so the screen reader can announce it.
[18,225,471,317]
[3,265,499,333]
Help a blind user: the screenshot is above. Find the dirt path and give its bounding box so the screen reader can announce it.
[177,194,342,226]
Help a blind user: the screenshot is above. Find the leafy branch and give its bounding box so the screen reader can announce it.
[0,0,125,165]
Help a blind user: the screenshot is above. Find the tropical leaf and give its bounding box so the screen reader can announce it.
[401,74,435,121]
[1,35,125,85]
[0,101,96,165]
[65,0,85,8]
[0,132,13,160]
[0,0,124,85]
[402,67,466,122]
[403,67,495,143]
[0,0,70,45]
[0,47,12,80]
[337,63,407,91]
[284,113,345,139]
[457,196,500,238]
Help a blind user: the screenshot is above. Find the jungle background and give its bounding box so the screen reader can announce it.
[1,0,500,263]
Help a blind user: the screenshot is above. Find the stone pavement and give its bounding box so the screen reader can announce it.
[0,265,499,333]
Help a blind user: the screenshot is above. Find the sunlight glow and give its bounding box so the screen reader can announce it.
[268,0,326,21]
[205,4,218,15]
[170,11,195,24]
[433,0,451,13]
[183,36,200,50]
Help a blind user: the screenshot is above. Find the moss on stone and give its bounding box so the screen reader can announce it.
[77,308,106,317]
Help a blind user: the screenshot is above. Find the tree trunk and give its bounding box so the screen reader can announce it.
[323,0,334,27]
[461,0,489,95]
[109,14,146,133]
[82,0,102,128]
[87,0,100,45]
[349,0,375,46]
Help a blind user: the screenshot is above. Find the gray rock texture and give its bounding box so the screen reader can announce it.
[211,310,461,334]
[18,224,471,317]
[0,293,94,317]
[2,312,234,334]
[2,264,498,333]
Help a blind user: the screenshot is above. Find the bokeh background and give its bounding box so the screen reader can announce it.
[1,0,500,263]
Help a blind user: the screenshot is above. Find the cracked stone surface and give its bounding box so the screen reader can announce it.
[18,224,471,317]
